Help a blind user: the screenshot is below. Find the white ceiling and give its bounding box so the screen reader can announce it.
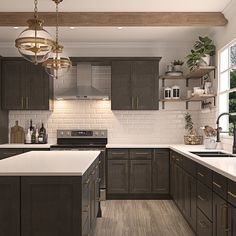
[0,0,232,12]
[0,0,231,45]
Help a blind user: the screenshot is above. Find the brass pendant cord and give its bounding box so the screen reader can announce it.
[34,0,38,63]
[55,1,59,78]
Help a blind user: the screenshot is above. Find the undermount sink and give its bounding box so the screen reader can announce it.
[190,151,236,158]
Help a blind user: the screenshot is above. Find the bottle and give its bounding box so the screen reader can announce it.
[35,129,39,144]
[31,129,36,144]
[25,129,32,144]
[39,123,46,144]
[29,120,34,135]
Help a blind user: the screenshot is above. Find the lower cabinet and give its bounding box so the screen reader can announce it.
[228,204,236,236]
[197,208,212,236]
[0,177,20,236]
[107,160,129,193]
[107,148,169,197]
[213,193,228,236]
[183,170,197,232]
[130,160,151,193]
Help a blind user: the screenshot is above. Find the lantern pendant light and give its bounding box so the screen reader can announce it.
[43,0,72,79]
[15,0,54,65]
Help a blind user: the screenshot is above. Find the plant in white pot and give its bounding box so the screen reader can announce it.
[184,112,203,145]
[186,36,215,71]
[172,60,184,72]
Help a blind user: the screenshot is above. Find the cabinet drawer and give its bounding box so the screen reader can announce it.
[183,157,196,177]
[228,180,236,207]
[197,181,213,221]
[197,208,212,236]
[212,172,227,199]
[197,164,212,188]
[130,149,152,160]
[107,149,129,160]
[171,151,183,167]
[0,149,24,160]
[154,149,169,156]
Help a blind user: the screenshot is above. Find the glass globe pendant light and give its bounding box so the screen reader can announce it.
[43,0,72,79]
[15,0,54,65]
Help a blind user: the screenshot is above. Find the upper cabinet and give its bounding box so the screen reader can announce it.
[1,58,53,110]
[111,58,160,110]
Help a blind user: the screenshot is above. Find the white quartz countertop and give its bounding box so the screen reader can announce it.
[0,144,52,148]
[0,151,100,176]
[107,143,236,182]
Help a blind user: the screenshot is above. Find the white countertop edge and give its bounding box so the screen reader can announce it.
[0,144,52,148]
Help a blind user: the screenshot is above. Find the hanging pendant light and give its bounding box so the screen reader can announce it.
[43,0,72,79]
[15,0,54,65]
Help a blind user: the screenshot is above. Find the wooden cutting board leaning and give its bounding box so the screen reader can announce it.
[10,121,25,143]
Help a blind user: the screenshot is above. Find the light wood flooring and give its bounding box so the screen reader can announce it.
[92,200,195,236]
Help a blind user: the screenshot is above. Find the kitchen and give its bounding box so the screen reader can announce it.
[0,0,236,235]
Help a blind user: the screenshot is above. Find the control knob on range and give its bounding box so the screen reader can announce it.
[94,131,99,136]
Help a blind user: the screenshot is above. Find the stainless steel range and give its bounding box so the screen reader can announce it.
[50,129,107,200]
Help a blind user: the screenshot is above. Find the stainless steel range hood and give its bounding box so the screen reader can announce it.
[54,63,111,100]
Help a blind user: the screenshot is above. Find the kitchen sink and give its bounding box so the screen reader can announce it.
[190,151,236,158]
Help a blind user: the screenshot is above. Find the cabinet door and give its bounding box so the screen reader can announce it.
[107,160,129,193]
[26,62,51,110]
[130,160,151,193]
[1,60,25,110]
[213,193,228,236]
[21,177,82,236]
[0,177,20,236]
[0,148,24,160]
[182,171,197,232]
[229,204,236,236]
[111,61,132,110]
[132,61,158,110]
[170,156,175,198]
[152,150,169,194]
[197,208,212,236]
[175,164,183,210]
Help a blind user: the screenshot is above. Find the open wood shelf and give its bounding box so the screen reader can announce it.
[186,94,216,101]
[185,66,216,79]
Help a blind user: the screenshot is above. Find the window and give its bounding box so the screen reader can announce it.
[219,40,236,135]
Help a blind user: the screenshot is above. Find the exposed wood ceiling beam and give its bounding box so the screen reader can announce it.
[0,12,227,27]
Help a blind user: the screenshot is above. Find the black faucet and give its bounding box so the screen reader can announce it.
[216,112,236,154]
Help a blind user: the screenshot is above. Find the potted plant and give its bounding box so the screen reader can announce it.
[172,60,184,72]
[184,112,203,145]
[186,36,216,71]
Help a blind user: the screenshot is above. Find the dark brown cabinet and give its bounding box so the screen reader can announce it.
[111,59,160,110]
[130,160,151,193]
[0,177,20,236]
[0,57,8,143]
[107,160,129,194]
[197,208,212,236]
[183,170,197,232]
[1,58,53,110]
[228,204,236,236]
[213,193,228,236]
[152,149,169,194]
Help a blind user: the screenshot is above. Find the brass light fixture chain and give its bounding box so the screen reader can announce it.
[34,0,38,19]
[55,2,59,46]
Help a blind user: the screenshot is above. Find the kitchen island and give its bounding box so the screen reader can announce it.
[0,150,101,236]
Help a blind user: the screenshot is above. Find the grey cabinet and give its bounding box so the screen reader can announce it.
[111,59,160,110]
[130,160,151,193]
[1,58,53,110]
[152,149,169,194]
[107,160,129,194]
[0,177,20,236]
[0,57,8,143]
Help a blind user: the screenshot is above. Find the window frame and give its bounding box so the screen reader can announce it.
[218,38,236,136]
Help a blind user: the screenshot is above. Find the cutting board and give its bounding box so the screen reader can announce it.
[10,121,25,144]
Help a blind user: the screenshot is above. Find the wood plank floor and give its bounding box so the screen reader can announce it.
[92,200,195,236]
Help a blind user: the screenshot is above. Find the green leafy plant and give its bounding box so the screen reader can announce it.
[186,36,216,71]
[172,60,184,66]
[184,112,194,135]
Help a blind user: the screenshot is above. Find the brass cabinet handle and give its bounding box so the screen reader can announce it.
[84,178,90,185]
[213,181,222,189]
[96,178,101,183]
[198,172,205,177]
[199,220,208,229]
[96,198,101,202]
[198,195,206,201]
[176,158,180,162]
[95,164,99,169]
[21,96,24,109]
[82,205,89,212]
[228,191,236,199]
[26,97,29,109]
[3,152,17,155]
[112,152,126,155]
[135,152,150,155]
[221,204,230,232]
[136,96,139,109]
[91,170,96,175]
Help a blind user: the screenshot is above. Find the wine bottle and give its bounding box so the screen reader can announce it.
[35,129,39,144]
[29,119,34,134]
[25,129,31,144]
[39,123,46,144]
